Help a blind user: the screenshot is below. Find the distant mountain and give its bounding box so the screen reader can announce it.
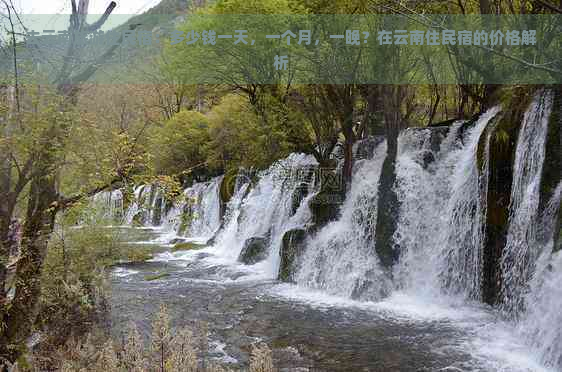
[117,0,192,33]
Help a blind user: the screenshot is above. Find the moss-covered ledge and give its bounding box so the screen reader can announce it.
[479,85,537,306]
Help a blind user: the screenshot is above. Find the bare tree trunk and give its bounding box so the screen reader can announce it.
[0,1,122,366]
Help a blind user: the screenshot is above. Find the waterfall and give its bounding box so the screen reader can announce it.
[91,189,124,223]
[518,182,562,370]
[120,177,222,241]
[294,141,393,301]
[123,184,166,226]
[93,90,558,371]
[500,90,554,316]
[212,153,318,276]
[394,107,500,299]
[160,177,222,240]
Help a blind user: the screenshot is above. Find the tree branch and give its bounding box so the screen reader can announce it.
[85,1,117,33]
[535,0,562,13]
[56,177,125,211]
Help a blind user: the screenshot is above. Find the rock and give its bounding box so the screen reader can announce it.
[406,126,450,154]
[480,86,535,305]
[144,272,170,281]
[131,211,144,227]
[125,248,152,263]
[428,126,450,153]
[172,242,205,251]
[540,86,561,252]
[151,195,164,226]
[309,189,343,227]
[290,165,315,216]
[428,118,459,127]
[169,237,187,245]
[353,135,385,160]
[278,228,307,282]
[421,150,435,168]
[308,167,345,228]
[238,237,269,265]
[290,184,309,216]
[219,171,237,219]
[177,204,193,236]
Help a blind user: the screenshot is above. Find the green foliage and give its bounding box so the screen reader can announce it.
[150,93,308,174]
[150,110,211,177]
[37,208,150,350]
[206,95,263,169]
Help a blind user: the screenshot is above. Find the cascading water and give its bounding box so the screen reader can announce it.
[500,90,554,316]
[394,107,500,300]
[124,185,144,225]
[91,189,124,222]
[517,182,562,370]
[119,177,222,241]
[160,176,222,240]
[294,141,393,300]
[212,153,317,277]
[124,184,166,226]
[101,90,560,371]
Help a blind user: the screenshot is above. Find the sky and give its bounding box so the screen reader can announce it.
[14,0,162,15]
[3,0,163,33]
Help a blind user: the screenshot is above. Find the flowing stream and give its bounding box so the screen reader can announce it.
[99,92,560,371]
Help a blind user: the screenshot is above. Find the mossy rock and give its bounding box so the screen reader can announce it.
[220,170,238,205]
[278,228,307,283]
[309,189,344,227]
[308,167,345,228]
[124,248,153,263]
[238,237,268,265]
[131,211,144,227]
[172,242,205,252]
[144,272,170,281]
[477,86,537,306]
[151,196,164,226]
[354,135,385,160]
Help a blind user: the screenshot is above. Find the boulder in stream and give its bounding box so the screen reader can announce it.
[238,237,269,265]
[278,228,308,283]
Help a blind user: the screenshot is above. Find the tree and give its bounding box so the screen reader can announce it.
[0,1,143,365]
[150,110,212,180]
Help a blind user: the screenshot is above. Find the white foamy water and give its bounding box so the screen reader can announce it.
[294,141,392,300]
[211,153,317,277]
[500,90,554,316]
[394,107,500,299]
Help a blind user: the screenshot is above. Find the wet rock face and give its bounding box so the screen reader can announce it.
[238,237,269,265]
[152,196,164,226]
[290,185,309,216]
[278,228,307,283]
[309,167,345,228]
[309,190,343,227]
[354,135,385,160]
[290,168,316,217]
[406,126,450,167]
[541,86,561,251]
[219,171,237,219]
